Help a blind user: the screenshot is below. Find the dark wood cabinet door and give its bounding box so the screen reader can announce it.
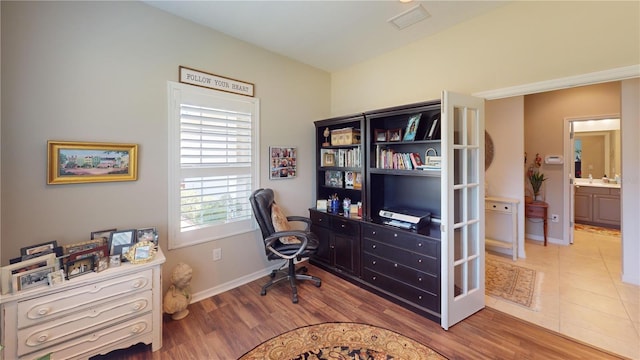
[333,232,361,276]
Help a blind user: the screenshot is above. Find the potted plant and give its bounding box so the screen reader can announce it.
[527,153,547,201]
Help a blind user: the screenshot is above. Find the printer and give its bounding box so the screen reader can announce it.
[379,208,431,231]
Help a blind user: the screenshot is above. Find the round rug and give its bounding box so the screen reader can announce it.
[239,322,447,360]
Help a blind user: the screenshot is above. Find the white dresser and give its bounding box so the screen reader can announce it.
[1,248,165,360]
[485,197,519,260]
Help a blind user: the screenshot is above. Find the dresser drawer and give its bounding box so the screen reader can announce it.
[363,239,438,275]
[18,290,152,356]
[331,217,359,236]
[525,205,545,218]
[485,201,512,213]
[362,224,438,257]
[18,269,152,328]
[363,253,438,293]
[20,312,153,360]
[363,268,440,313]
[310,210,331,228]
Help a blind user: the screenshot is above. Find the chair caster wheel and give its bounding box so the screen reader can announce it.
[261,289,267,296]
[315,281,321,287]
[292,296,299,304]
[301,267,308,273]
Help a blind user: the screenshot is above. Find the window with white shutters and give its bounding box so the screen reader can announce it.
[168,82,259,249]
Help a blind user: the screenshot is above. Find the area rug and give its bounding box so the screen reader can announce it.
[239,322,447,360]
[574,223,620,236]
[486,257,542,311]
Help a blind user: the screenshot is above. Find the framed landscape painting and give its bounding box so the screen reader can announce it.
[47,141,138,184]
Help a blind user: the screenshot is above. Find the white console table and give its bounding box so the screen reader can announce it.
[485,197,519,260]
[1,248,165,360]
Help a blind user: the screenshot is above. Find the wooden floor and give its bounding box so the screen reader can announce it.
[97,263,626,360]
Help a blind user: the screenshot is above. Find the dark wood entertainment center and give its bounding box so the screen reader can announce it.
[310,100,444,323]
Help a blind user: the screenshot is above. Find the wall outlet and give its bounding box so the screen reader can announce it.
[551,214,559,223]
[213,248,222,261]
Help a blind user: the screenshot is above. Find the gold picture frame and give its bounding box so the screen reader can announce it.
[123,241,157,264]
[47,141,138,185]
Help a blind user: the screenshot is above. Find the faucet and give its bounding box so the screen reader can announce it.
[588,173,593,183]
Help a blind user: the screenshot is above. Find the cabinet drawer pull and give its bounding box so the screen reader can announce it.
[394,263,398,268]
[133,302,144,311]
[371,276,377,281]
[132,280,144,288]
[372,231,376,235]
[37,334,49,343]
[417,242,423,247]
[318,218,323,222]
[417,259,422,263]
[341,224,346,228]
[418,277,423,282]
[371,244,376,249]
[394,233,398,237]
[37,307,51,316]
[418,295,423,300]
[131,325,143,334]
[372,260,377,265]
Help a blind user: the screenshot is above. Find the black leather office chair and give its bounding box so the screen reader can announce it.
[249,188,321,303]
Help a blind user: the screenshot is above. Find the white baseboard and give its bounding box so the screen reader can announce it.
[190,262,282,304]
[525,233,565,246]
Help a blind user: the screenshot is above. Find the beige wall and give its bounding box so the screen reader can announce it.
[0,2,331,295]
[524,82,621,242]
[330,1,639,115]
[485,97,525,257]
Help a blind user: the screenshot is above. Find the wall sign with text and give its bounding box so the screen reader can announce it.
[179,66,254,97]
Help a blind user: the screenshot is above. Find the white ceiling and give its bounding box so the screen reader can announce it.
[144,1,508,72]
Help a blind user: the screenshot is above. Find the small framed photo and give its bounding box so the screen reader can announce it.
[96,257,109,272]
[108,229,136,256]
[136,227,158,245]
[20,240,58,256]
[123,241,157,264]
[403,113,422,141]
[387,128,402,142]
[269,146,297,180]
[48,269,66,286]
[68,245,108,263]
[323,152,335,167]
[374,129,388,142]
[14,266,55,292]
[65,257,95,279]
[109,255,121,267]
[91,228,117,241]
[1,253,57,295]
[63,238,106,255]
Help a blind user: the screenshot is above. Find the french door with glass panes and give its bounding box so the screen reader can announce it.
[440,91,485,330]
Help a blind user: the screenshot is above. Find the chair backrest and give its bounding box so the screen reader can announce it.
[249,188,276,240]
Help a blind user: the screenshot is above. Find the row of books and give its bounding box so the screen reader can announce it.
[325,170,362,189]
[376,148,437,170]
[321,147,361,168]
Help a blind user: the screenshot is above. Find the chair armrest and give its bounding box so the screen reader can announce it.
[264,230,310,260]
[286,216,312,231]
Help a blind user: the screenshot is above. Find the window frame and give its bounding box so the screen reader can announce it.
[167,81,260,250]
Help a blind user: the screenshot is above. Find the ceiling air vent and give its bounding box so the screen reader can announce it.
[388,4,431,30]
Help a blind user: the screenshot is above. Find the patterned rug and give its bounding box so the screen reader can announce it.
[486,257,542,310]
[239,322,447,360]
[574,224,620,236]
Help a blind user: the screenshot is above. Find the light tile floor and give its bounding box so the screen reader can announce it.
[486,230,640,359]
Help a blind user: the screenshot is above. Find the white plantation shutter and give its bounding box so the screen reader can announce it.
[168,82,259,249]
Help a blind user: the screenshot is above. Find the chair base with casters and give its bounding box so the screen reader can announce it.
[261,259,321,304]
[249,188,322,304]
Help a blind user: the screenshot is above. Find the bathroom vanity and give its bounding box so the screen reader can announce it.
[574,179,621,228]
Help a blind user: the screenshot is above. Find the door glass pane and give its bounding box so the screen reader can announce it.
[467,185,479,221]
[466,108,478,146]
[453,188,463,224]
[453,107,463,145]
[454,148,463,186]
[467,257,479,291]
[453,226,464,262]
[467,221,479,257]
[467,148,478,184]
[454,262,464,297]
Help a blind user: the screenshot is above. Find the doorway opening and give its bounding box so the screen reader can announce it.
[563,116,621,244]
